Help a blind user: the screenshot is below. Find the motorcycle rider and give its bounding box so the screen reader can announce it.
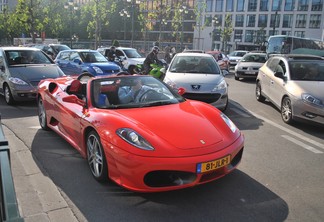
[143,46,160,74]
[107,46,117,62]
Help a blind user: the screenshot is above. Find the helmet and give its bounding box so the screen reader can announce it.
[152,46,159,53]
[110,46,116,51]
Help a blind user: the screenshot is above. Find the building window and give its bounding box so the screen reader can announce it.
[284,0,295,11]
[245,30,254,42]
[309,14,321,28]
[205,15,213,26]
[246,14,256,27]
[282,14,293,28]
[311,0,323,11]
[270,13,280,28]
[296,14,307,27]
[272,0,282,11]
[234,29,243,41]
[295,31,305,37]
[260,0,269,11]
[297,0,309,11]
[235,14,244,27]
[237,0,245,11]
[226,0,234,11]
[248,0,257,11]
[258,14,268,27]
[206,0,213,12]
[215,0,224,12]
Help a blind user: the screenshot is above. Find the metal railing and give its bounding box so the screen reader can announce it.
[0,114,23,222]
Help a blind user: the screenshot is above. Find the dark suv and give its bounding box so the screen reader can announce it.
[32,44,71,59]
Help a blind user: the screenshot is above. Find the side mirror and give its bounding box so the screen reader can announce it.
[62,95,86,106]
[274,71,285,79]
[222,70,229,76]
[178,87,186,95]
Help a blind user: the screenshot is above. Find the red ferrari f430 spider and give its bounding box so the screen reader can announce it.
[37,73,244,192]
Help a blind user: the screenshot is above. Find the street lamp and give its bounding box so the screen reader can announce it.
[211,16,219,50]
[126,0,141,48]
[119,9,130,40]
[179,5,188,50]
[64,0,79,49]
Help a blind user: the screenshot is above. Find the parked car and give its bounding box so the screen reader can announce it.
[234,52,268,80]
[164,52,228,111]
[97,47,145,74]
[256,54,324,125]
[227,50,249,67]
[37,74,244,192]
[0,47,65,105]
[32,44,71,59]
[55,49,121,76]
[206,50,229,71]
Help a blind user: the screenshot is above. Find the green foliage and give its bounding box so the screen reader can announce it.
[112,39,120,47]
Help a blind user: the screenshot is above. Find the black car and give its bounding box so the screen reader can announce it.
[32,44,71,59]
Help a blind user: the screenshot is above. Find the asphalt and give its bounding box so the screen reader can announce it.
[4,125,87,222]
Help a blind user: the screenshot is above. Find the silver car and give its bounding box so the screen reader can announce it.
[227,50,249,67]
[0,47,65,105]
[256,54,324,125]
[234,52,267,80]
[164,52,228,111]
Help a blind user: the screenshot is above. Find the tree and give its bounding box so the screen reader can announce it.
[193,0,206,50]
[219,14,233,53]
[14,0,43,43]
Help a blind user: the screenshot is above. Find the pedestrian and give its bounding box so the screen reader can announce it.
[164,44,171,63]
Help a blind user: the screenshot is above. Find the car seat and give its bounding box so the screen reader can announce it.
[67,79,83,99]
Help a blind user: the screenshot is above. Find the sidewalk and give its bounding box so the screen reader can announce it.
[4,125,87,222]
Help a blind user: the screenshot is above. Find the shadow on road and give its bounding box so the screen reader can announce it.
[30,129,288,222]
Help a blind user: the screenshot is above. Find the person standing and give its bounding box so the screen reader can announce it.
[164,44,171,63]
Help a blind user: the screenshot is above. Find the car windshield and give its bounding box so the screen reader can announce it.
[241,54,267,63]
[169,56,221,74]
[289,61,324,81]
[51,45,71,53]
[91,76,184,109]
[80,51,108,63]
[5,50,53,65]
[123,49,144,58]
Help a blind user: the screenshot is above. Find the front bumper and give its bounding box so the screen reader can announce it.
[102,134,244,192]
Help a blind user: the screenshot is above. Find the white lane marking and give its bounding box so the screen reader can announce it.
[231,107,250,118]
[281,135,323,154]
[230,103,324,150]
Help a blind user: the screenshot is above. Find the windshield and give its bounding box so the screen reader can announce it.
[5,50,53,66]
[80,51,108,63]
[289,61,324,81]
[51,45,71,53]
[91,76,184,108]
[123,49,144,58]
[169,55,221,74]
[241,54,267,63]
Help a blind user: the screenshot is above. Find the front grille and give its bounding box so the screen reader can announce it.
[183,93,221,103]
[30,81,40,87]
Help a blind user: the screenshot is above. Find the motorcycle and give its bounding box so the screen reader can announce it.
[134,59,168,80]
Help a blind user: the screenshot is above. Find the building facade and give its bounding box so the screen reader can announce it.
[196,0,324,53]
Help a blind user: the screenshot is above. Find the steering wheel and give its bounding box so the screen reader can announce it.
[138,89,159,102]
[77,72,94,83]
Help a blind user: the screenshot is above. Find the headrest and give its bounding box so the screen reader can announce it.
[69,80,82,93]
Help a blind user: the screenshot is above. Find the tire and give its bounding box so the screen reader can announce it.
[3,84,15,105]
[256,81,266,102]
[128,65,137,74]
[234,73,239,80]
[86,130,108,182]
[281,97,294,124]
[38,97,50,130]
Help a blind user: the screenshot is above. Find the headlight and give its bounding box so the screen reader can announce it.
[116,128,154,151]
[221,113,237,133]
[92,66,103,74]
[9,77,28,85]
[301,93,323,107]
[212,79,227,91]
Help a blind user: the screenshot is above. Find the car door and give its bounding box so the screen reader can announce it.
[56,51,72,74]
[269,59,288,108]
[258,57,278,97]
[0,49,5,93]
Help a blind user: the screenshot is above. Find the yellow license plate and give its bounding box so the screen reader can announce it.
[197,155,231,173]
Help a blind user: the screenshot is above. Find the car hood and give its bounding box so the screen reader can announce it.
[288,81,324,99]
[114,102,230,151]
[8,65,64,81]
[165,72,224,92]
[87,62,120,68]
[237,62,264,67]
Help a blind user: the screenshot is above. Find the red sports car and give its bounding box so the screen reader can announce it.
[37,74,244,192]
